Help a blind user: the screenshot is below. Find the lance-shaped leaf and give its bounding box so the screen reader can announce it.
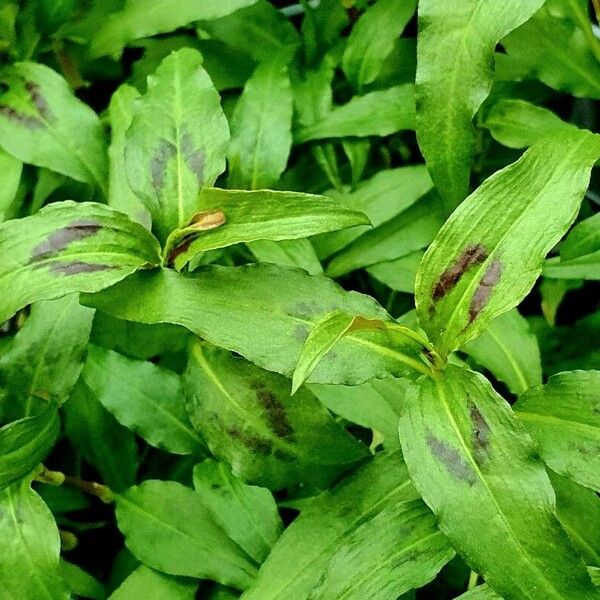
[185,342,369,490]
[198,0,300,64]
[551,472,600,568]
[544,212,600,280]
[325,189,446,278]
[192,459,283,563]
[0,201,160,325]
[0,62,107,193]
[482,99,577,150]
[0,404,59,490]
[0,478,69,599]
[398,365,599,600]
[415,0,544,208]
[415,130,600,359]
[292,312,431,394]
[108,85,150,228]
[501,6,600,100]
[295,85,415,143]
[64,381,138,492]
[0,147,22,223]
[462,309,542,396]
[115,480,258,589]
[515,371,600,492]
[248,238,323,276]
[165,187,370,269]
[367,250,424,294]
[241,451,454,600]
[81,0,259,59]
[0,295,94,415]
[227,58,293,190]
[124,48,229,243]
[314,165,433,260]
[342,0,416,90]
[110,565,197,600]
[81,345,204,456]
[84,264,431,385]
[310,378,409,450]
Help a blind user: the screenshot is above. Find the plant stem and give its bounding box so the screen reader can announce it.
[35,466,114,503]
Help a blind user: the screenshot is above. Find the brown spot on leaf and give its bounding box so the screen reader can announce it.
[188,210,226,231]
[30,220,102,261]
[181,132,204,184]
[151,138,177,193]
[426,433,475,484]
[469,402,491,465]
[226,425,272,455]
[469,260,502,323]
[49,261,114,275]
[0,104,44,129]
[25,81,53,120]
[256,387,294,438]
[432,244,488,302]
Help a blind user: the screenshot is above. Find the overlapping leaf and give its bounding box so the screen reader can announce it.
[0,200,160,324]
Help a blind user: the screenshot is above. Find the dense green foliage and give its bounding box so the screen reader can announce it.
[0,1,599,598]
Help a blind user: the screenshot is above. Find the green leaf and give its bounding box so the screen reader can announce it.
[84,264,429,385]
[310,378,409,450]
[242,451,454,600]
[415,130,600,359]
[64,381,138,492]
[0,200,161,324]
[544,212,600,280]
[248,238,323,276]
[109,565,197,600]
[342,0,416,90]
[198,0,299,64]
[501,6,600,99]
[0,147,22,222]
[314,165,433,260]
[59,560,107,600]
[0,61,107,193]
[81,345,205,456]
[0,403,59,490]
[184,341,369,490]
[514,370,600,492]
[192,459,283,563]
[482,98,576,149]
[295,85,415,143]
[124,48,229,243]
[291,312,356,394]
[83,0,259,58]
[166,187,370,270]
[292,312,430,394]
[300,0,347,66]
[115,480,258,589]
[227,58,293,190]
[108,85,150,228]
[551,472,600,568]
[325,190,446,278]
[398,365,599,599]
[366,250,424,293]
[415,0,544,208]
[462,309,542,395]
[0,478,69,599]
[0,295,94,414]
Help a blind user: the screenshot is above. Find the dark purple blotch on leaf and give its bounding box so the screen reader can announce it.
[469,401,491,465]
[30,220,102,262]
[25,81,53,121]
[469,260,502,323]
[426,433,476,484]
[432,244,488,302]
[181,131,204,184]
[251,381,294,439]
[49,261,113,275]
[151,138,177,193]
[0,104,44,129]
